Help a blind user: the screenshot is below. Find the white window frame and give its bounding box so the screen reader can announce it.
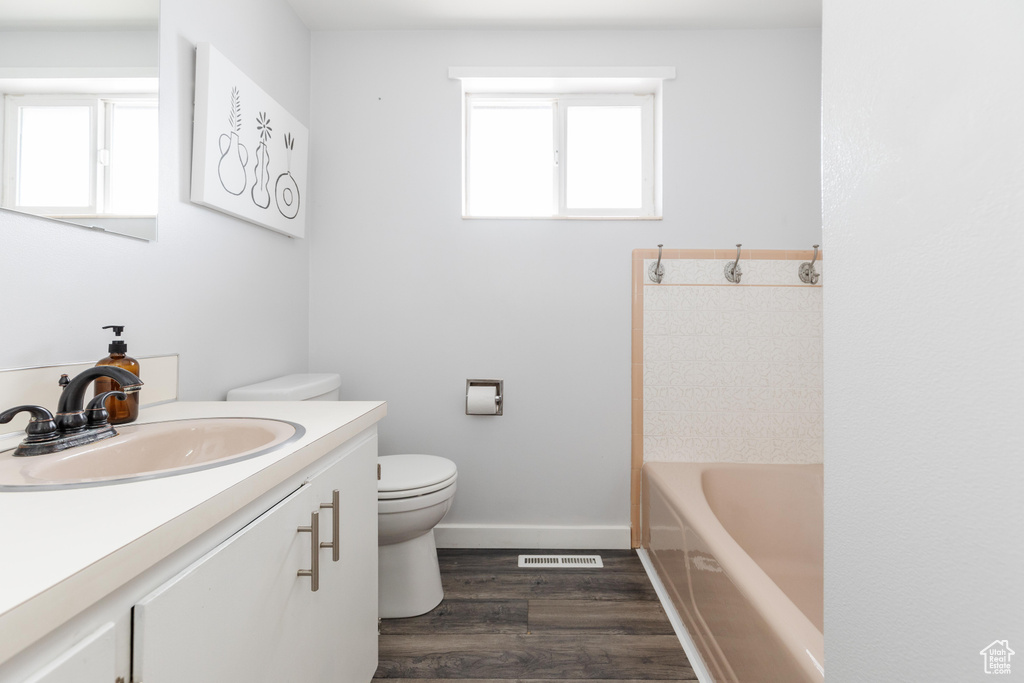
[464,93,655,219]
[2,93,157,218]
[558,94,654,218]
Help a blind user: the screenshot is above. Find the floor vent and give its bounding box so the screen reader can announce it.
[518,554,604,568]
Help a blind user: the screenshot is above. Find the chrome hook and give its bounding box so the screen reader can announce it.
[724,244,742,283]
[647,244,665,284]
[799,244,820,284]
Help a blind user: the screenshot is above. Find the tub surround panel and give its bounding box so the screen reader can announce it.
[634,251,823,467]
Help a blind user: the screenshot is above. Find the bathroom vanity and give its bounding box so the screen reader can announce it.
[0,400,386,683]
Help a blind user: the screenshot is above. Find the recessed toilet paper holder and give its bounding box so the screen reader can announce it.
[466,379,503,416]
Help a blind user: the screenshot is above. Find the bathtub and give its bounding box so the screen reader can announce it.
[643,462,823,683]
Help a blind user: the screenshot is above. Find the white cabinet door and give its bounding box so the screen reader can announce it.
[22,623,117,683]
[305,436,379,683]
[133,435,378,683]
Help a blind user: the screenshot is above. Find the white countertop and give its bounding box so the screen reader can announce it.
[0,400,387,666]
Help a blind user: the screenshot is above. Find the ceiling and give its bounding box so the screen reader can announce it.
[0,0,158,29]
[283,0,821,30]
[0,0,820,32]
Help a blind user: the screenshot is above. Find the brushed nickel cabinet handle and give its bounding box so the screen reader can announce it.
[297,511,320,591]
[319,489,340,562]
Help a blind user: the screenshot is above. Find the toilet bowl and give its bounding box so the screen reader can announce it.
[378,454,457,618]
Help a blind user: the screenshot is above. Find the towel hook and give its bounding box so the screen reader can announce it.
[724,244,742,284]
[647,244,665,284]
[798,244,820,284]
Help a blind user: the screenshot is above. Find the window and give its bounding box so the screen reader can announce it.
[3,94,158,217]
[465,94,654,219]
[452,68,673,220]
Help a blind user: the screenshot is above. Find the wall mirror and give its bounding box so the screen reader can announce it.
[0,0,159,241]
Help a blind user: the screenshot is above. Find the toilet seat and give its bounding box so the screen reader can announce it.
[378,454,457,500]
[378,480,457,514]
[378,471,457,500]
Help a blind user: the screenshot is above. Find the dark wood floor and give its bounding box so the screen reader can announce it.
[374,549,696,682]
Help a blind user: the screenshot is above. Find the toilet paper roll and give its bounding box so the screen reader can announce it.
[466,385,498,415]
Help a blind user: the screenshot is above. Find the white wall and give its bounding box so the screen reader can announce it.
[0,30,157,71]
[0,0,311,400]
[309,29,822,545]
[823,1,1024,679]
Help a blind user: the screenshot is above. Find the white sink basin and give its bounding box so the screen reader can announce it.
[0,418,303,490]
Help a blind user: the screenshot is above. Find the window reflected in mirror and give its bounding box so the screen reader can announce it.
[0,1,159,240]
[5,94,158,217]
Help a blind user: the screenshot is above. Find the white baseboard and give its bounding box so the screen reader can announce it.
[636,548,714,683]
[434,524,631,549]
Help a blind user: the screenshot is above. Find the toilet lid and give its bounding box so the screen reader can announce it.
[378,454,457,494]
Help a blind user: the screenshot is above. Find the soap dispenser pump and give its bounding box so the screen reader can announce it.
[95,325,141,424]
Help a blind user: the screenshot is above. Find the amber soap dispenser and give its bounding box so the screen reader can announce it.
[95,325,141,424]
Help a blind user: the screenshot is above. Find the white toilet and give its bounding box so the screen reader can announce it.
[377,453,457,618]
[226,373,458,619]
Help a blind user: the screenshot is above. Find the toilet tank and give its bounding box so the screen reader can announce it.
[226,373,341,401]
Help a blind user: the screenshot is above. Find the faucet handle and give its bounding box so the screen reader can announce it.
[0,405,59,445]
[86,391,127,427]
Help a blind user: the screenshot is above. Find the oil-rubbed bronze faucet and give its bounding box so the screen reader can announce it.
[0,367,143,457]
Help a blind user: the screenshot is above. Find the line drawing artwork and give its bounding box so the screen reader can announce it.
[192,43,307,237]
[251,111,272,208]
[217,87,248,195]
[275,132,300,219]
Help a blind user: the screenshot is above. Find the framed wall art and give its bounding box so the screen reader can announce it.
[191,42,308,238]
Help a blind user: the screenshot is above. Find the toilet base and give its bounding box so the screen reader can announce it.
[379,529,444,618]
